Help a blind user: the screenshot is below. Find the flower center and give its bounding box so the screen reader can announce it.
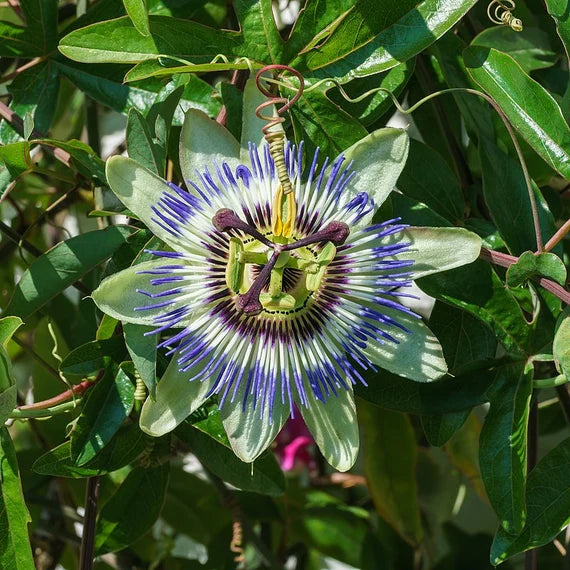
[212,208,349,316]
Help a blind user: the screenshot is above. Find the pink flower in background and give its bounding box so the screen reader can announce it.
[275,412,316,472]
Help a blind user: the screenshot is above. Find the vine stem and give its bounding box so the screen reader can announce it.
[479,248,570,304]
[544,218,570,252]
[79,477,100,570]
[17,380,93,411]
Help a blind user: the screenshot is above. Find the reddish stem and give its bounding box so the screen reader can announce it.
[17,380,93,411]
[544,218,570,252]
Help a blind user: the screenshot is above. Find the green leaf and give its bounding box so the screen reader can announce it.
[506,251,567,288]
[479,361,533,534]
[294,0,479,82]
[0,427,34,569]
[175,423,285,495]
[553,310,570,381]
[357,363,498,415]
[123,323,157,398]
[60,337,127,376]
[0,141,32,179]
[0,21,38,58]
[94,463,169,554]
[428,301,497,375]
[295,504,369,568]
[327,61,415,126]
[418,261,535,356]
[124,0,150,36]
[20,0,58,53]
[58,15,242,64]
[359,401,423,545]
[479,138,559,256]
[0,317,22,431]
[471,27,557,73]
[544,0,570,67]
[126,108,163,175]
[283,0,355,61]
[71,365,135,466]
[490,437,570,564]
[421,410,470,447]
[5,225,133,319]
[56,61,221,120]
[34,138,107,183]
[33,424,146,477]
[397,139,465,223]
[290,87,368,160]
[233,0,283,63]
[0,61,60,145]
[465,46,570,179]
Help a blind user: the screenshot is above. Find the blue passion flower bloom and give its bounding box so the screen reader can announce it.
[93,82,481,471]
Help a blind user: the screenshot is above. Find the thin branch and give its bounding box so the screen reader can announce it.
[0,56,46,84]
[544,218,570,252]
[17,379,93,411]
[79,477,100,570]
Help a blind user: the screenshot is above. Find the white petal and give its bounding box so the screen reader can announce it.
[221,384,290,463]
[140,357,214,436]
[363,309,447,382]
[179,109,240,186]
[299,387,359,472]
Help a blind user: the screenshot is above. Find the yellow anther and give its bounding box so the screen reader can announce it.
[271,184,297,238]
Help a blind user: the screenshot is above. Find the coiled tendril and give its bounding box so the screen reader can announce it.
[255,65,304,195]
[487,0,523,31]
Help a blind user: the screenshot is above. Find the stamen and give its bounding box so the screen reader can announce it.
[235,250,281,315]
[212,209,274,248]
[283,221,350,251]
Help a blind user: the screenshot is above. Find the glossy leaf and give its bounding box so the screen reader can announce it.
[71,366,135,466]
[0,317,22,429]
[357,364,496,415]
[56,61,221,120]
[428,301,497,375]
[479,361,533,534]
[506,251,567,288]
[33,424,146,477]
[0,22,38,58]
[359,401,423,544]
[465,46,570,179]
[5,226,133,319]
[290,87,368,159]
[126,108,163,175]
[0,142,33,179]
[0,428,34,569]
[418,261,535,356]
[294,0,479,82]
[175,423,285,495]
[58,15,243,64]
[471,27,557,73]
[421,410,471,447]
[94,463,170,554]
[327,61,415,126]
[0,61,60,145]
[60,337,126,376]
[490,437,570,564]
[20,0,58,53]
[124,0,150,36]
[479,138,559,256]
[397,139,465,223]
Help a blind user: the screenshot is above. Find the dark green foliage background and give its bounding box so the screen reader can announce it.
[0,1,569,569]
